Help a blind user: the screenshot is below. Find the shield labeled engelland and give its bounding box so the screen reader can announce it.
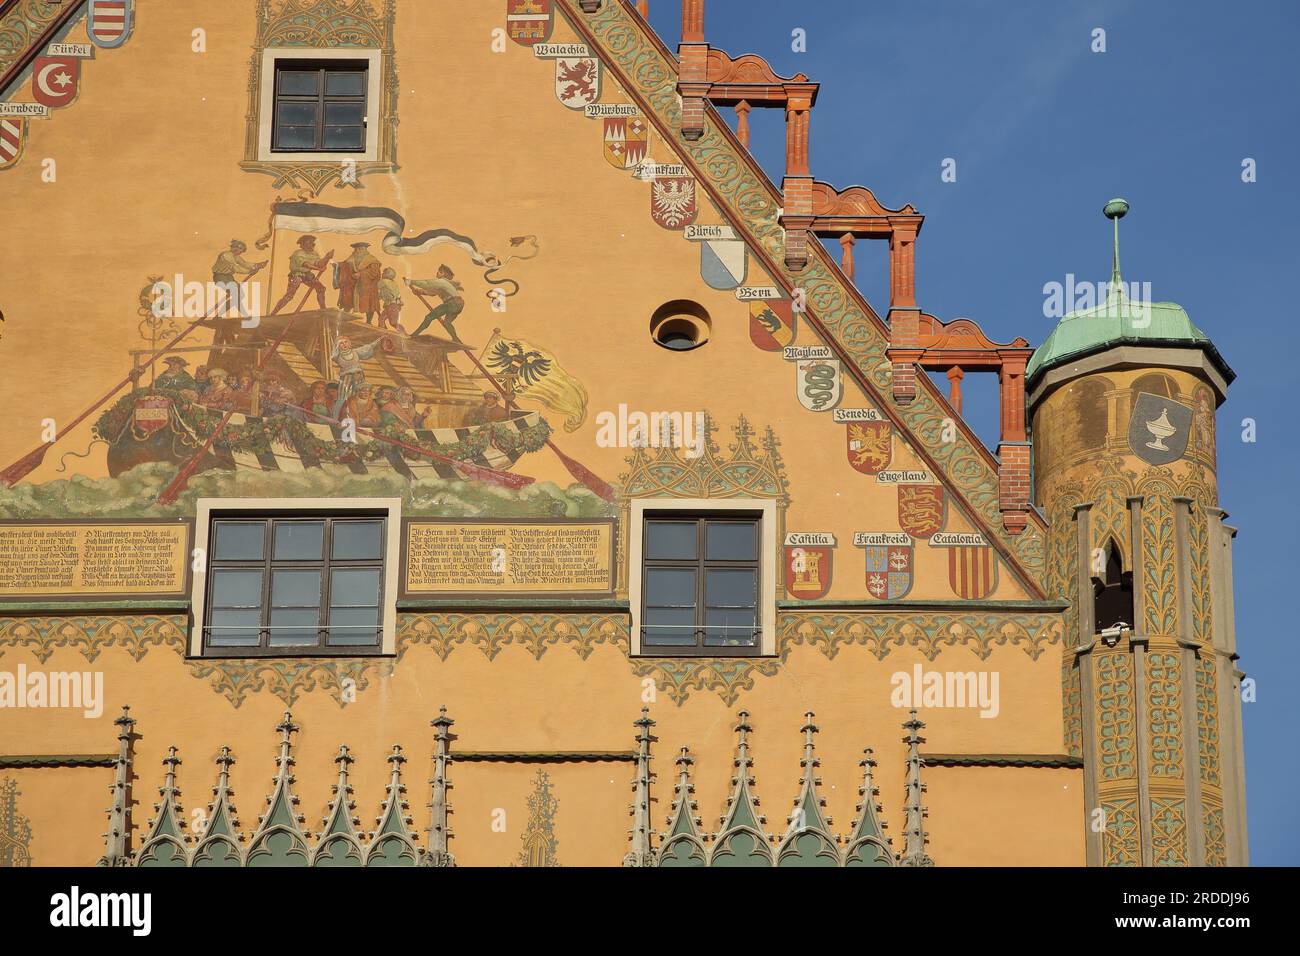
[1128,392,1194,465]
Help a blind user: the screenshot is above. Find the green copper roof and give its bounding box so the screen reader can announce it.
[1026,199,1233,387]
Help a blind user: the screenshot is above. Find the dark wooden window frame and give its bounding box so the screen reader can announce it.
[202,510,387,658]
[639,511,762,658]
[271,58,369,154]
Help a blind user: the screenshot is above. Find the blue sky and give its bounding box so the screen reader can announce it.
[645,0,1300,864]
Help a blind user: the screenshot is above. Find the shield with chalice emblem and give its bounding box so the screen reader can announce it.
[1127,392,1193,466]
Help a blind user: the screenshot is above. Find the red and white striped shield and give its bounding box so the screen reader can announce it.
[0,118,25,170]
[89,0,134,49]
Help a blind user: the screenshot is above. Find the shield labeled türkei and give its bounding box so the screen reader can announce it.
[89,0,134,48]
[863,543,913,600]
[749,299,795,351]
[32,56,80,109]
[133,395,171,436]
[0,118,25,170]
[846,420,891,474]
[555,57,599,109]
[650,176,697,229]
[797,359,842,411]
[784,535,834,600]
[944,544,998,600]
[603,114,649,170]
[897,485,945,539]
[1127,392,1194,466]
[506,0,553,45]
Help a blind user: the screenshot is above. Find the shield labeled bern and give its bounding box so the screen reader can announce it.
[1127,392,1194,465]
[749,300,795,351]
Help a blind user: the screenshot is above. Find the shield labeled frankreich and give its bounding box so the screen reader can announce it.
[939,541,998,600]
[650,176,697,229]
[555,57,599,109]
[603,114,649,170]
[797,358,842,411]
[506,0,553,45]
[846,420,891,474]
[784,536,834,600]
[1127,392,1194,466]
[897,485,945,539]
[856,533,913,600]
[32,56,80,109]
[0,118,25,170]
[89,0,134,48]
[749,299,795,350]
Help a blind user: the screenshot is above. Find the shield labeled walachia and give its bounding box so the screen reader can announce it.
[1127,392,1194,465]
[555,58,600,109]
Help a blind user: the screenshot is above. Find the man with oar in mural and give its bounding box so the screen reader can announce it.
[406,265,464,341]
[268,235,335,316]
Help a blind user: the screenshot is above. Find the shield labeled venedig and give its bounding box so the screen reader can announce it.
[897,485,945,539]
[1128,392,1194,465]
[846,420,891,474]
[784,534,834,600]
[749,299,795,351]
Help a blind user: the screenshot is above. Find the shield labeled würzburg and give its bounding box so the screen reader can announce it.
[650,176,697,229]
[897,485,945,539]
[1128,392,1194,466]
[32,56,80,109]
[89,0,134,48]
[941,543,998,600]
[555,58,599,109]
[846,420,891,474]
[749,300,795,350]
[797,359,842,411]
[0,118,26,170]
[133,395,171,436]
[856,532,913,600]
[603,114,649,169]
[785,534,834,600]
[506,0,553,45]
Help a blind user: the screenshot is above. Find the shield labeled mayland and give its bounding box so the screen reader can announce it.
[32,56,80,109]
[863,543,913,600]
[0,118,26,171]
[554,58,599,109]
[846,420,891,474]
[603,114,648,170]
[1128,392,1194,465]
[650,176,697,229]
[749,299,795,351]
[796,359,842,411]
[89,0,134,48]
[506,0,553,45]
[898,485,945,539]
[785,543,833,600]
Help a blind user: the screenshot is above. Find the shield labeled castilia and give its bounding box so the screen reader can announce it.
[1127,392,1194,466]
[894,483,945,539]
[784,532,835,600]
[835,408,891,474]
[854,532,913,600]
[748,299,795,351]
[932,532,998,600]
[506,0,553,45]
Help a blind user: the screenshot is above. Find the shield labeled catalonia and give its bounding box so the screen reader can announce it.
[856,532,913,600]
[603,114,649,170]
[932,534,998,600]
[506,0,553,45]
[1127,392,1194,466]
[784,533,835,600]
[749,300,795,351]
[897,485,945,539]
[0,118,26,171]
[555,58,599,109]
[89,0,134,48]
[846,420,891,474]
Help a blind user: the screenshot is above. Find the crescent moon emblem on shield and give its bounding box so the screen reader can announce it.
[37,62,69,99]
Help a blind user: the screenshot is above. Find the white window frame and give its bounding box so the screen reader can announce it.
[189,497,402,656]
[256,48,383,163]
[628,498,778,657]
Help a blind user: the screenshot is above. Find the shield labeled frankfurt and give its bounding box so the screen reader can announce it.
[897,485,945,539]
[932,534,998,600]
[89,0,134,48]
[784,533,835,600]
[797,358,842,411]
[1127,392,1194,466]
[855,533,913,601]
[603,114,649,169]
[555,57,599,109]
[650,176,697,229]
[845,420,892,474]
[32,56,80,109]
[133,395,171,436]
[506,0,553,45]
[0,118,26,170]
[749,299,795,351]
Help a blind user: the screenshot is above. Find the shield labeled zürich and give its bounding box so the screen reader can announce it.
[855,532,913,600]
[0,118,25,170]
[1128,392,1194,465]
[89,0,134,48]
[785,533,835,600]
[603,114,648,170]
[932,533,998,600]
[555,58,599,109]
[32,56,80,109]
[749,299,795,351]
[506,0,553,45]
[897,485,945,539]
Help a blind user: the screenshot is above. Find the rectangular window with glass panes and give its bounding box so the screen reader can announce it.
[202,514,386,656]
[271,59,368,152]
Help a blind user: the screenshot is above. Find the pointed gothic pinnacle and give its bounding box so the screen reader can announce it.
[378,745,414,832]
[326,744,359,831]
[263,712,303,825]
[668,747,701,828]
[793,711,829,826]
[156,746,183,816]
[212,746,242,835]
[858,747,887,834]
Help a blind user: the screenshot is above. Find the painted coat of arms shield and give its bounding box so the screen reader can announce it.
[749,300,795,351]
[898,485,945,539]
[846,420,891,474]
[31,56,81,109]
[699,239,747,290]
[0,118,26,170]
[555,58,600,109]
[603,114,648,169]
[785,545,832,600]
[864,544,912,600]
[651,176,697,229]
[946,546,998,600]
[796,359,842,411]
[1127,392,1194,465]
[89,0,134,48]
[506,0,553,45]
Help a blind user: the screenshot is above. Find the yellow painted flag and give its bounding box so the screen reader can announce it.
[481,330,588,432]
